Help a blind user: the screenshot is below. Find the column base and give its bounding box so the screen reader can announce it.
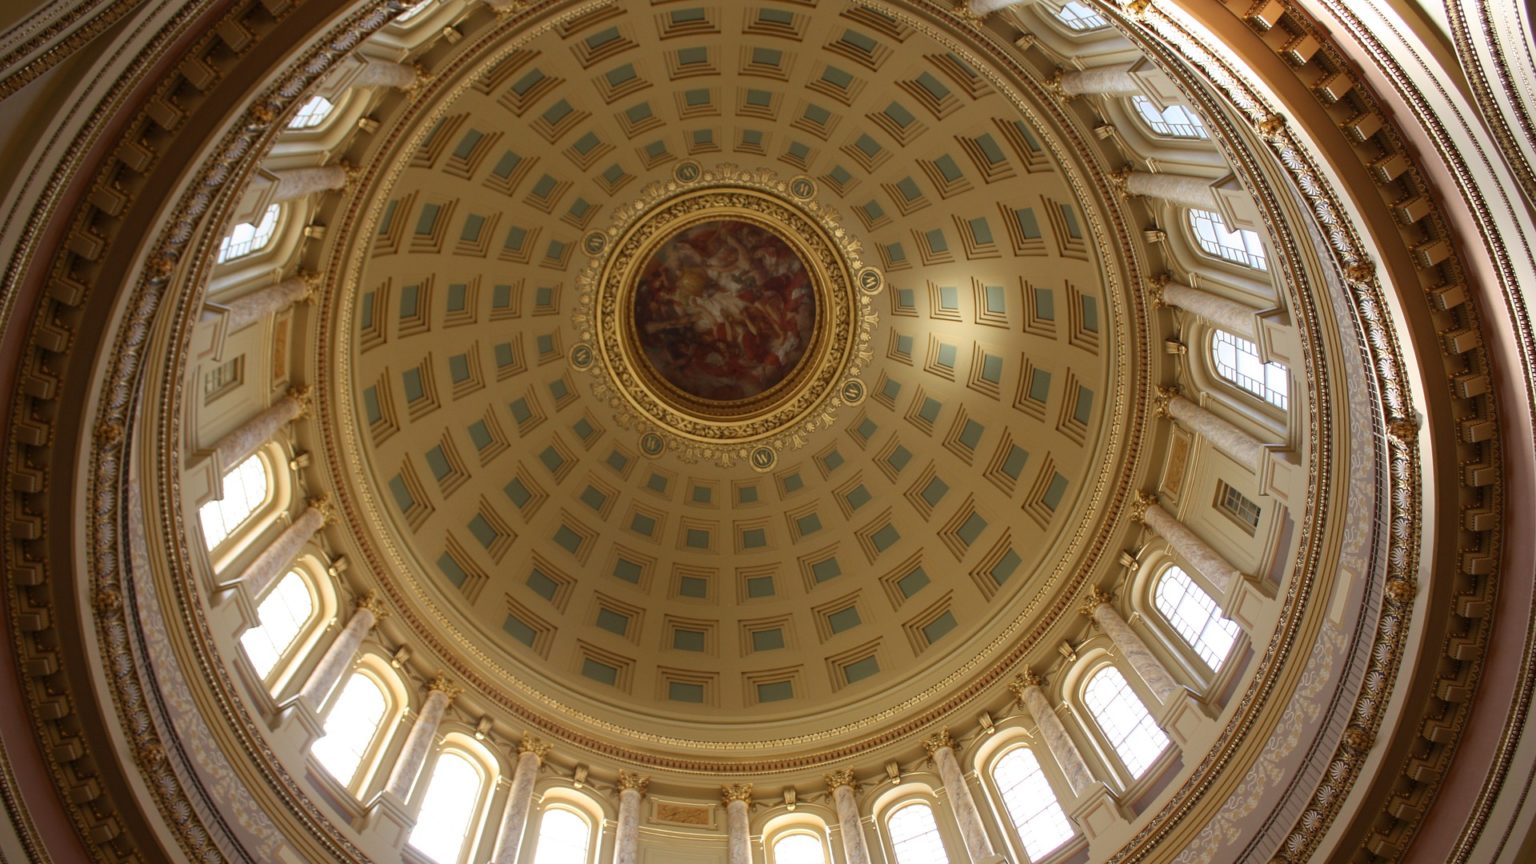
[1156,691,1210,748]
[360,790,416,848]
[1259,446,1302,506]
[1068,783,1127,842]
[1225,569,1277,635]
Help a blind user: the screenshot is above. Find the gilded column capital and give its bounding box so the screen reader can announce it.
[1130,490,1158,522]
[721,783,753,805]
[338,159,360,185]
[426,674,462,701]
[922,728,957,756]
[517,731,552,762]
[297,270,322,302]
[951,1,986,24]
[355,591,389,621]
[1123,0,1154,16]
[1044,68,1068,98]
[1008,669,1044,704]
[617,770,650,796]
[307,493,336,524]
[287,384,314,417]
[824,768,858,794]
[1109,165,1134,199]
[1153,385,1179,418]
[1147,273,1168,307]
[1079,586,1113,618]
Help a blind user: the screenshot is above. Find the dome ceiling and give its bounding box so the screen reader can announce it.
[320,0,1146,756]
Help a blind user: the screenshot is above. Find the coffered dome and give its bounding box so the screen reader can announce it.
[319,1,1145,756]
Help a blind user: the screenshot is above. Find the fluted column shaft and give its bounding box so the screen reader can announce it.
[1143,503,1244,597]
[1123,170,1218,210]
[1017,683,1097,797]
[1158,277,1257,337]
[299,603,376,708]
[383,685,452,800]
[489,743,545,864]
[232,505,325,596]
[615,786,643,864]
[351,58,419,90]
[830,781,871,864]
[1058,65,1139,96]
[1166,395,1265,471]
[270,165,349,203]
[1090,603,1182,705]
[210,392,305,471]
[219,276,312,332]
[725,798,750,864]
[930,742,996,861]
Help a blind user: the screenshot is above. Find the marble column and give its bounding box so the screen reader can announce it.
[826,770,871,864]
[1081,588,1182,705]
[614,771,648,864]
[209,387,311,472]
[722,784,752,864]
[1151,274,1258,338]
[351,58,421,90]
[1053,65,1140,97]
[269,165,350,203]
[383,677,458,801]
[1134,493,1245,597]
[230,498,330,596]
[924,730,996,862]
[1008,672,1097,797]
[299,593,385,708]
[1155,387,1266,472]
[218,274,315,333]
[1115,169,1219,211]
[489,734,550,864]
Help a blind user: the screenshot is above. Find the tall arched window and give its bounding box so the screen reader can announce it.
[887,802,949,864]
[772,832,827,864]
[1083,667,1169,780]
[408,750,486,864]
[1131,95,1209,140]
[288,95,335,129]
[311,672,389,790]
[199,452,269,549]
[216,204,281,263]
[531,806,592,864]
[1155,566,1240,670]
[1187,208,1268,271]
[239,569,313,679]
[1054,1,1107,30]
[1211,329,1289,408]
[993,747,1075,860]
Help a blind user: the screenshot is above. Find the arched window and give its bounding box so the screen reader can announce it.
[1211,329,1289,408]
[1132,95,1209,139]
[408,750,486,864]
[1054,1,1107,30]
[288,95,335,129]
[239,569,313,679]
[530,806,592,864]
[1155,566,1240,670]
[199,452,269,549]
[1187,208,1267,271]
[216,204,281,263]
[1083,667,1169,779]
[887,802,949,864]
[772,832,827,864]
[311,672,389,790]
[993,748,1075,860]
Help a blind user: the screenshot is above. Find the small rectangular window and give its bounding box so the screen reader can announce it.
[1215,480,1262,533]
